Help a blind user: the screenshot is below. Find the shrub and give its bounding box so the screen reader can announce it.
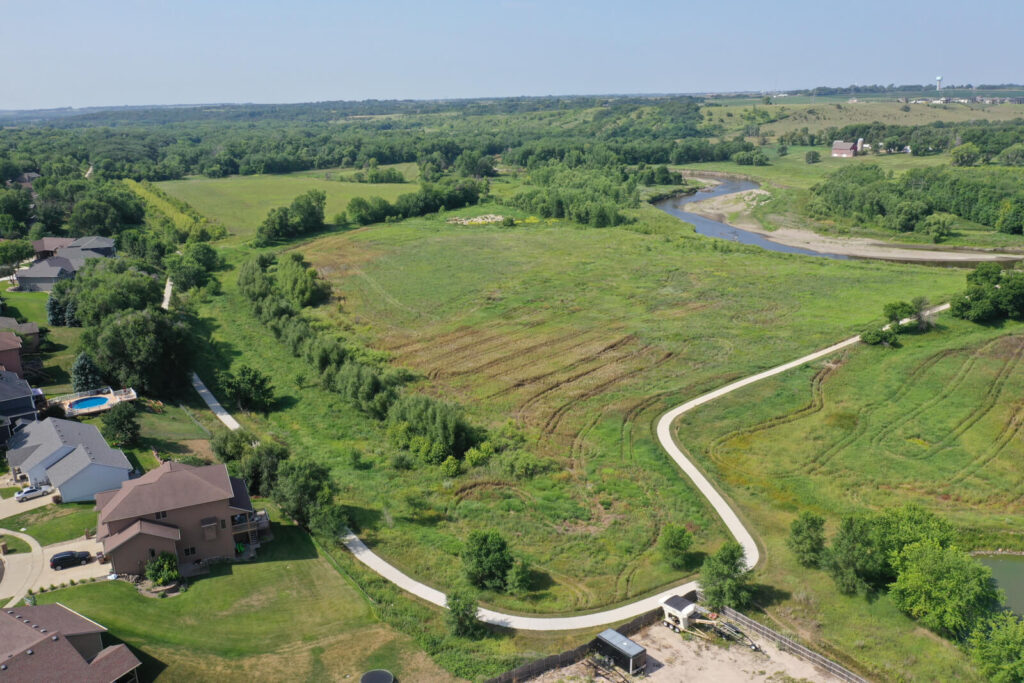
[659,524,694,570]
[145,552,181,586]
[441,455,461,478]
[445,587,482,638]
[805,150,821,164]
[787,511,826,567]
[101,401,141,447]
[463,530,514,591]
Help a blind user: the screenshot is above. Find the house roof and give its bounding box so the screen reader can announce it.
[32,237,74,253]
[68,236,115,252]
[0,604,140,682]
[0,369,32,403]
[0,317,39,337]
[0,331,21,352]
[229,474,254,512]
[102,518,182,553]
[53,247,107,271]
[5,418,131,488]
[97,461,242,524]
[18,258,73,280]
[832,140,857,150]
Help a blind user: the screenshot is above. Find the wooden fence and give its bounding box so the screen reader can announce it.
[484,609,662,683]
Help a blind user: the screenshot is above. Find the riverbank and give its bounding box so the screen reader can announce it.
[682,186,1023,263]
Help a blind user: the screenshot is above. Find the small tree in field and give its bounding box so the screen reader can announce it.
[218,365,275,413]
[787,511,826,567]
[462,530,514,591]
[446,587,482,638]
[659,524,694,570]
[700,541,752,610]
[101,401,140,447]
[805,150,821,164]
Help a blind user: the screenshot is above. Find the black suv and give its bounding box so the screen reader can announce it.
[50,551,91,570]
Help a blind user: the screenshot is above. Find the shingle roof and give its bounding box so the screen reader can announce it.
[32,237,74,253]
[102,519,182,553]
[18,258,73,279]
[0,317,39,337]
[97,461,238,524]
[832,140,857,150]
[53,247,107,271]
[0,604,140,682]
[0,369,32,403]
[68,236,115,251]
[0,331,22,352]
[5,418,131,488]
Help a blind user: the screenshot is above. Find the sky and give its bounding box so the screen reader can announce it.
[1,0,1022,110]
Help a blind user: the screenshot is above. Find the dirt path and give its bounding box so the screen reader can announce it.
[686,187,1022,263]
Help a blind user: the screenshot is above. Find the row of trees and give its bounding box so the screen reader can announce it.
[252,189,327,246]
[950,263,1024,323]
[345,179,486,226]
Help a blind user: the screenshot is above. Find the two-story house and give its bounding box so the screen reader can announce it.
[95,461,267,575]
[0,369,37,444]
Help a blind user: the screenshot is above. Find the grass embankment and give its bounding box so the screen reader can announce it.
[0,533,31,554]
[1,503,96,544]
[673,317,1024,681]
[159,174,408,244]
[176,187,965,619]
[36,512,458,683]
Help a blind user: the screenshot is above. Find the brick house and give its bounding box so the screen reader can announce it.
[0,603,141,682]
[95,461,268,575]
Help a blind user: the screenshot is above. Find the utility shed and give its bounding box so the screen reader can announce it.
[595,628,646,675]
[661,594,698,630]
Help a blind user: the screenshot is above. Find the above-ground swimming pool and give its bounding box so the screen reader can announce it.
[69,396,110,411]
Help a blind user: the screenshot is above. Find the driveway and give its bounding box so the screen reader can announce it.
[0,492,55,523]
[33,536,107,592]
[0,531,107,607]
[0,528,42,607]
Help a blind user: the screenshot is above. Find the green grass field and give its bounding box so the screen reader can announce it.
[1,283,82,393]
[0,503,96,544]
[159,174,409,244]
[35,513,458,682]
[0,533,31,554]
[671,315,1024,681]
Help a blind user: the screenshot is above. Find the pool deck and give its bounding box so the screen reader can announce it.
[48,387,138,417]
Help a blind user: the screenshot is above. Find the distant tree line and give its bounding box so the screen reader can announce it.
[346,178,486,226]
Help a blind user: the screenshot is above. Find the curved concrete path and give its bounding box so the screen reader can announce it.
[0,528,44,608]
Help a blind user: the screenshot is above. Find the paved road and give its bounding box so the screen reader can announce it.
[0,528,43,607]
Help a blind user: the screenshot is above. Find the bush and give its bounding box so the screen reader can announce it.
[805,150,821,164]
[659,524,694,570]
[860,326,897,346]
[463,530,514,591]
[787,511,826,567]
[445,587,482,638]
[969,611,1024,682]
[145,552,181,586]
[441,455,461,478]
[101,401,140,447]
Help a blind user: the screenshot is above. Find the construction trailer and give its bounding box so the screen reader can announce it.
[660,594,699,631]
[594,628,647,675]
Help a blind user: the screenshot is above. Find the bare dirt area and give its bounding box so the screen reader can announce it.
[686,189,1022,263]
[534,623,842,683]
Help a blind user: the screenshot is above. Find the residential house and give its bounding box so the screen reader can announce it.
[95,461,268,576]
[67,236,116,258]
[0,602,141,682]
[831,141,857,158]
[14,258,75,292]
[0,317,40,352]
[0,369,37,444]
[0,331,23,378]
[31,237,75,260]
[6,418,132,502]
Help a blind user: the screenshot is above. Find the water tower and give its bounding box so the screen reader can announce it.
[936,76,943,91]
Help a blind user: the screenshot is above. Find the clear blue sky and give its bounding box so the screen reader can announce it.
[2,0,1021,109]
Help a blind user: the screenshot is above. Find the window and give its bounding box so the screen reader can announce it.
[220,519,226,529]
[155,511,167,520]
[182,547,196,557]
[148,548,156,559]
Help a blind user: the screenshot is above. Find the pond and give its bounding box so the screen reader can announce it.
[979,555,1024,615]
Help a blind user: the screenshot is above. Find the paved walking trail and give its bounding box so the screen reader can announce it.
[182,255,949,630]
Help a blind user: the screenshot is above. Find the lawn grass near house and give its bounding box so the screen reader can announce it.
[35,514,459,683]
[0,486,21,499]
[0,503,96,544]
[0,533,31,554]
[0,282,82,393]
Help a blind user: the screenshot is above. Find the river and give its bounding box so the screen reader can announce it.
[980,555,1024,615]
[653,180,848,260]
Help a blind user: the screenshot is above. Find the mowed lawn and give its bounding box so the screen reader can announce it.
[159,174,408,244]
[1,283,81,394]
[36,516,459,683]
[0,503,97,545]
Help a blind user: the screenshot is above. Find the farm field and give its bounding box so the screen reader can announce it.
[190,196,964,616]
[671,315,1024,681]
[159,174,408,244]
[705,100,1024,137]
[35,513,459,683]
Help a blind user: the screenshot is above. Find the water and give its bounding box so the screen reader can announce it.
[980,555,1024,615]
[654,179,849,259]
[70,395,110,410]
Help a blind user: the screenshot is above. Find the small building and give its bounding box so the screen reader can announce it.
[0,603,141,682]
[0,331,24,377]
[0,369,38,444]
[14,257,75,292]
[32,236,75,260]
[0,316,40,352]
[6,418,133,502]
[95,461,269,576]
[831,141,857,158]
[594,629,646,675]
[660,594,699,631]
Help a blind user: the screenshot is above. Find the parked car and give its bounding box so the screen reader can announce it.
[50,550,91,570]
[14,485,53,503]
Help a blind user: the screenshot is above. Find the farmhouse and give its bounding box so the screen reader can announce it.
[95,461,269,575]
[831,141,857,158]
[6,418,132,502]
[0,603,141,682]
